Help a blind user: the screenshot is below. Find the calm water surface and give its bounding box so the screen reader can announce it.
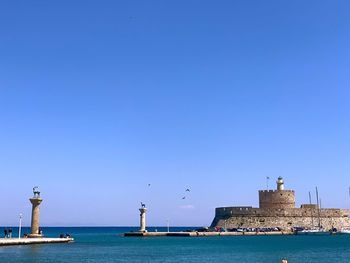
[0,227,350,262]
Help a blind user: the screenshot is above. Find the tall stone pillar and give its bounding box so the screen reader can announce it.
[139,204,147,232]
[28,187,43,238]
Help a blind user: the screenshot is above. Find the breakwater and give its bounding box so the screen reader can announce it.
[0,237,73,246]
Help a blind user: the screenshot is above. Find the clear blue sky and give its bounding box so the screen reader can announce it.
[1,0,350,226]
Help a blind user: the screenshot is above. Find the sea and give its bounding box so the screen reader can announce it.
[1,227,350,263]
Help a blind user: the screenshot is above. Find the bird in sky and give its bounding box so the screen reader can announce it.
[186,188,190,192]
[148,184,151,187]
[182,196,186,200]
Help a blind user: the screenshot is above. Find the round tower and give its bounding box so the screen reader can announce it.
[28,187,43,238]
[259,177,295,209]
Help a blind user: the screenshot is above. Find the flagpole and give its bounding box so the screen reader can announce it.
[316,187,321,229]
[309,191,314,227]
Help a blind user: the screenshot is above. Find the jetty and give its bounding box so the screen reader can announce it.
[124,203,294,237]
[0,237,74,246]
[124,231,293,237]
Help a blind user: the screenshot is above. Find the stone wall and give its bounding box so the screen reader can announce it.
[214,207,348,218]
[210,206,350,230]
[259,190,295,209]
[301,204,317,209]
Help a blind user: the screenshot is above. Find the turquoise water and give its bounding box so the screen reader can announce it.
[1,227,350,262]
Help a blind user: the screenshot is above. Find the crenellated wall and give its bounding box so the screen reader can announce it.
[259,190,295,209]
[210,206,350,230]
[213,206,348,218]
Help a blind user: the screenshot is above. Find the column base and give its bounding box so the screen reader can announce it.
[27,234,43,238]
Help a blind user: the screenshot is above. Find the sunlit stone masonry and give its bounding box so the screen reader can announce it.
[211,177,350,231]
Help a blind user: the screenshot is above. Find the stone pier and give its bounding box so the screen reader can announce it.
[0,237,73,246]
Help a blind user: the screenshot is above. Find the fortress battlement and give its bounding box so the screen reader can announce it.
[259,190,295,193]
[216,206,253,212]
[259,190,274,193]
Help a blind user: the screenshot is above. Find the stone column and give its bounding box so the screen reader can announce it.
[139,207,147,232]
[28,197,43,238]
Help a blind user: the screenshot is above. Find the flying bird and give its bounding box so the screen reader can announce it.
[182,196,186,200]
[186,189,190,192]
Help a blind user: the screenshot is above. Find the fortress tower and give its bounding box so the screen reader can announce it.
[211,177,350,230]
[258,176,295,209]
[28,187,43,238]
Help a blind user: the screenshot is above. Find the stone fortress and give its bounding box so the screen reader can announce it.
[211,177,350,231]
